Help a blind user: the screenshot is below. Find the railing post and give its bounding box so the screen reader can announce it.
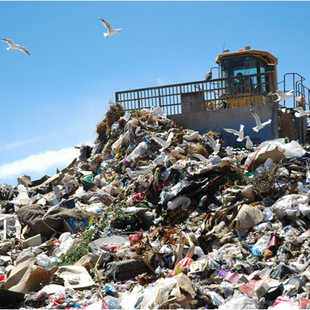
[158,88,162,107]
[137,91,141,110]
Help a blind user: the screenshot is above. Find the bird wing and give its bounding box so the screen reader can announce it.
[250,110,261,126]
[224,128,240,136]
[0,38,14,46]
[285,90,295,96]
[261,119,272,127]
[99,18,113,32]
[275,90,285,97]
[17,45,30,55]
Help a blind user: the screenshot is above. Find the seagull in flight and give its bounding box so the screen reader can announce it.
[294,107,310,118]
[250,109,272,132]
[0,38,30,55]
[224,124,245,142]
[271,90,295,102]
[99,18,122,37]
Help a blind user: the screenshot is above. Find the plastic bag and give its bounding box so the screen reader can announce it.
[259,138,305,158]
[127,141,148,162]
[171,256,194,276]
[53,232,76,258]
[251,234,271,257]
[271,194,310,219]
[219,291,258,310]
[167,195,191,210]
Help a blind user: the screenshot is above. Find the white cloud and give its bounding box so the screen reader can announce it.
[0,146,80,180]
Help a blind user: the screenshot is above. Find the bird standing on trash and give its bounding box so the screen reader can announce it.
[99,18,122,37]
[226,146,233,156]
[294,107,310,118]
[224,124,245,142]
[0,38,30,55]
[250,109,272,132]
[245,136,254,150]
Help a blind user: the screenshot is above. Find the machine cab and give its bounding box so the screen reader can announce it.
[215,48,278,106]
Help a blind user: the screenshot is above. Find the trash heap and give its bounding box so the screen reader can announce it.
[1,103,310,309]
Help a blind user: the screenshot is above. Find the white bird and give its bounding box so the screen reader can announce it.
[205,135,220,155]
[272,90,295,102]
[226,146,234,156]
[99,18,122,37]
[294,107,310,118]
[0,38,30,55]
[245,136,254,150]
[250,109,272,132]
[152,131,174,151]
[183,131,199,141]
[224,124,245,142]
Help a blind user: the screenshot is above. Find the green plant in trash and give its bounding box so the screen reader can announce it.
[59,218,106,265]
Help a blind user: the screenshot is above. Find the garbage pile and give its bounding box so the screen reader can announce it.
[1,103,310,309]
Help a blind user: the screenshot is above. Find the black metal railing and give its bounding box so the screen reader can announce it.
[115,72,276,115]
[281,73,310,110]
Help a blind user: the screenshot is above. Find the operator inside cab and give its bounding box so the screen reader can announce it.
[219,54,271,95]
[233,72,251,93]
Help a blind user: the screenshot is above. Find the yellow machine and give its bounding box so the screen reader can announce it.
[206,47,278,109]
[116,46,310,144]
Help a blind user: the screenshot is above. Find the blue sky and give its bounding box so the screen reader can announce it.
[0,1,310,185]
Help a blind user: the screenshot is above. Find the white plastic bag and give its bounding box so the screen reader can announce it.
[167,195,191,210]
[127,141,148,162]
